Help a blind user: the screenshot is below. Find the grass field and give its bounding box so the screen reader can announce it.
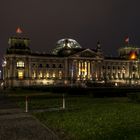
[13,93,140,140]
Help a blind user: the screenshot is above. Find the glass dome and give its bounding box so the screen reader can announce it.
[52,38,82,55]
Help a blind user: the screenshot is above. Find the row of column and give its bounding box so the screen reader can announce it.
[78,61,91,79]
[71,60,100,80]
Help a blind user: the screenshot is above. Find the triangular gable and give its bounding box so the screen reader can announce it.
[69,49,97,58]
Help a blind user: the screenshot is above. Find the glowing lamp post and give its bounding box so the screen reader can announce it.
[62,94,65,109]
[2,60,7,67]
[2,60,7,82]
[0,70,1,79]
[25,96,29,113]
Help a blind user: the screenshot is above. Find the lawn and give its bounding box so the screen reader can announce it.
[20,96,140,140]
[31,97,140,140]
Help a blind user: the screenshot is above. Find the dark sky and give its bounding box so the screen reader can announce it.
[0,0,140,68]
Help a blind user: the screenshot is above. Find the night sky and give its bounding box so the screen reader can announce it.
[0,0,140,68]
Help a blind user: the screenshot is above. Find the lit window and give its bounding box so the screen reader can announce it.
[52,72,56,78]
[17,61,24,67]
[18,71,24,79]
[46,72,49,78]
[39,72,43,78]
[59,71,62,79]
[32,71,36,79]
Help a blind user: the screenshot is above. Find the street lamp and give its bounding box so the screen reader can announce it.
[0,70,1,79]
[2,60,7,85]
[2,60,7,67]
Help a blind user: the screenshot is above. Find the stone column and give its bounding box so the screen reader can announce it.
[13,57,16,78]
[88,61,91,79]
[91,61,93,79]
[64,58,68,84]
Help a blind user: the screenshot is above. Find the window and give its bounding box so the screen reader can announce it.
[46,72,49,78]
[132,73,135,79]
[102,66,106,69]
[59,64,63,68]
[52,72,56,77]
[122,66,125,69]
[32,71,36,79]
[18,71,24,79]
[39,64,43,68]
[32,63,36,67]
[52,64,56,68]
[59,71,62,79]
[39,72,43,78]
[132,66,137,71]
[123,73,125,79]
[17,61,24,68]
[113,73,116,78]
[46,64,50,68]
[118,73,120,79]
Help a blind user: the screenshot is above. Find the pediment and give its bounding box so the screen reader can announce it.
[69,49,97,58]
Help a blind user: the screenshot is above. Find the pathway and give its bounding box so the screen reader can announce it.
[0,93,58,140]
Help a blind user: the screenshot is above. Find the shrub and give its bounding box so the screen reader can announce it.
[127,93,140,102]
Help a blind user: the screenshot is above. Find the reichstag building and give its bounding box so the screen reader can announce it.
[2,30,140,87]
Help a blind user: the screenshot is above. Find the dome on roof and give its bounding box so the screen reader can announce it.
[52,38,82,55]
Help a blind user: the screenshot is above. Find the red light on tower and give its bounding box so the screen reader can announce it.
[16,27,22,34]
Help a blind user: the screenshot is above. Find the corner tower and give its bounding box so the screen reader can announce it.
[3,27,31,87]
[7,27,31,55]
[118,38,140,60]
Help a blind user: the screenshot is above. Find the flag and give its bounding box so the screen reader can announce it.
[125,37,129,44]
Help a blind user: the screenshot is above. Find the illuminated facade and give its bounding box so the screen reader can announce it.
[2,30,140,87]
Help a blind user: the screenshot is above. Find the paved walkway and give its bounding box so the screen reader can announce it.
[0,94,59,140]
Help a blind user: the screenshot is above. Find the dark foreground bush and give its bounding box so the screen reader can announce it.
[127,93,140,102]
[9,86,140,98]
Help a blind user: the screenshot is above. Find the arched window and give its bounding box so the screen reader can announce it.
[18,70,24,79]
[59,64,63,68]
[17,61,24,68]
